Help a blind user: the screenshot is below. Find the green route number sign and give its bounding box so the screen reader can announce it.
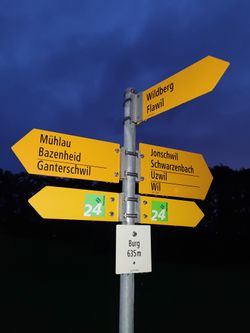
[151,201,168,222]
[84,194,105,217]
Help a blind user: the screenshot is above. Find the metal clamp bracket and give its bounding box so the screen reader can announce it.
[120,147,141,181]
[119,193,140,223]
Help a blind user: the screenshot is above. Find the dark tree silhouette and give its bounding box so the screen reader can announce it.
[0,166,250,264]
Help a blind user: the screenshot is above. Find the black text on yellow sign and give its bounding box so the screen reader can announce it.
[138,55,230,122]
[11,128,121,183]
[139,143,213,200]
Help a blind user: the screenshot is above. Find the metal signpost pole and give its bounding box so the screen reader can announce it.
[119,88,137,333]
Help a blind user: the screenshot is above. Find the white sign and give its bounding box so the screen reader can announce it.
[115,225,152,274]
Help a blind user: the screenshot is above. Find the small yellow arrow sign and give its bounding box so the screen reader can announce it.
[12,129,120,183]
[139,143,213,200]
[140,196,204,227]
[28,186,120,222]
[138,55,230,122]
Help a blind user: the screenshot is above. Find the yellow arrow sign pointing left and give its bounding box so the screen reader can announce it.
[140,196,204,227]
[12,128,120,183]
[28,186,120,222]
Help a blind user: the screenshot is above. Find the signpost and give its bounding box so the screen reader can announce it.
[140,196,204,227]
[137,55,230,122]
[119,89,138,333]
[12,128,120,183]
[11,55,230,333]
[139,143,213,200]
[28,186,120,222]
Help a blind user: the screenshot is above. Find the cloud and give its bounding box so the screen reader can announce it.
[1,0,250,171]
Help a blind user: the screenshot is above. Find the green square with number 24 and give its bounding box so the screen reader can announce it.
[151,201,168,222]
[83,194,105,217]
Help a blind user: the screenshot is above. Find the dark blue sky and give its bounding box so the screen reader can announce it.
[1,0,250,172]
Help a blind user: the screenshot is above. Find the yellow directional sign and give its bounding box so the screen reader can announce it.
[140,196,204,227]
[28,186,120,222]
[138,55,230,122]
[139,143,213,200]
[12,129,120,183]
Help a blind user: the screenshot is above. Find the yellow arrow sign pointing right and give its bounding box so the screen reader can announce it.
[138,55,230,122]
[139,143,213,200]
[140,196,204,227]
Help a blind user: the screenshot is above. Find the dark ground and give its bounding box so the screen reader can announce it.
[0,224,249,333]
[1,167,250,332]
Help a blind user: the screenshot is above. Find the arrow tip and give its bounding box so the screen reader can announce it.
[206,55,230,90]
